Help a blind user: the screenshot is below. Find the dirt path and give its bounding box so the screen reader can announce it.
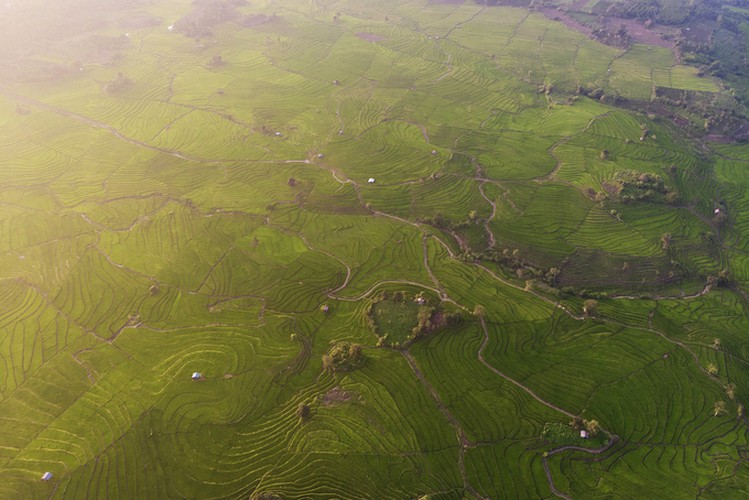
[422,234,450,301]
[537,112,610,183]
[477,317,575,418]
[542,435,620,499]
[401,349,487,500]
[477,182,497,250]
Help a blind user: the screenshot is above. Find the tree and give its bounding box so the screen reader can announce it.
[713,401,728,417]
[296,403,311,420]
[584,419,602,437]
[473,304,486,317]
[208,55,224,67]
[583,299,598,316]
[105,72,132,94]
[661,232,672,250]
[726,383,736,400]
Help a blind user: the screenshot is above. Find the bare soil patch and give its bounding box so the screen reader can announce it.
[356,32,386,42]
[540,8,594,37]
[322,386,356,406]
[605,18,676,48]
[540,10,677,49]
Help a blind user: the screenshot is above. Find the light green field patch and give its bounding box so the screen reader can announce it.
[246,226,308,265]
[0,0,745,497]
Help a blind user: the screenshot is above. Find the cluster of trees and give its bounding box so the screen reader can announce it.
[175,0,246,38]
[207,55,225,68]
[321,342,365,373]
[600,170,679,204]
[105,72,133,94]
[418,212,460,231]
[570,416,603,437]
[591,23,633,49]
[482,248,560,285]
[412,304,462,338]
[366,291,462,348]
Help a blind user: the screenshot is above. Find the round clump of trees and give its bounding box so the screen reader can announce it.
[322,342,365,373]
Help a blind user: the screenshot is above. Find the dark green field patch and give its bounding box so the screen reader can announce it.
[369,297,420,346]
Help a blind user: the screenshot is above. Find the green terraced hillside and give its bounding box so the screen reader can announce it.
[1,0,749,498]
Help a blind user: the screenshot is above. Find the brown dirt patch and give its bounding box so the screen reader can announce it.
[540,8,594,37]
[356,32,386,42]
[605,18,676,48]
[540,10,677,50]
[240,14,275,28]
[321,386,356,406]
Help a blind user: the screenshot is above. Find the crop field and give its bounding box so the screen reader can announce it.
[0,0,747,498]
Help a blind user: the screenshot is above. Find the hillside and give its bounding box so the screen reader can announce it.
[1,0,749,498]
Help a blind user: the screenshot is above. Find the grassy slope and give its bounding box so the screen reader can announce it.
[0,0,747,498]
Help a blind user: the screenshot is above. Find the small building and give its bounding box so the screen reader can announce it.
[415,297,425,305]
[580,430,589,439]
[317,153,324,159]
[275,132,282,136]
[431,150,437,155]
[41,472,53,482]
[167,24,175,32]
[191,372,202,381]
[714,208,721,214]
[368,178,376,184]
[321,305,330,313]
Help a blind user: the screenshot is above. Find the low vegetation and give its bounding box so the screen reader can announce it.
[367,291,460,348]
[0,0,748,498]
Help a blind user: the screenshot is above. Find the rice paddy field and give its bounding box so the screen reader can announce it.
[0,0,747,498]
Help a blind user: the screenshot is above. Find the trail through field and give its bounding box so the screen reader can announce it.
[477,317,575,418]
[401,349,487,500]
[538,112,610,182]
[422,235,450,302]
[542,435,620,499]
[478,182,497,250]
[441,7,486,40]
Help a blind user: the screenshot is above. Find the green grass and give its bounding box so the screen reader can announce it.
[0,0,746,498]
[542,422,608,448]
[370,298,420,345]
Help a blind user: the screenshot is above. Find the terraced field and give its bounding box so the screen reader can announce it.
[0,0,747,498]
